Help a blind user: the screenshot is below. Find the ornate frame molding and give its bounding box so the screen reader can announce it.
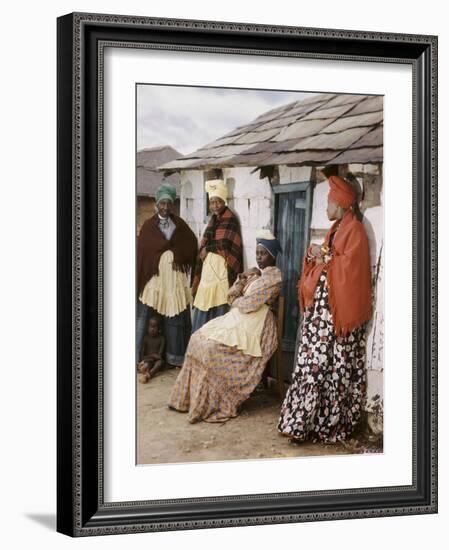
[57,12,437,536]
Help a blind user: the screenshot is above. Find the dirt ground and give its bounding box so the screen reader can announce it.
[137,368,382,465]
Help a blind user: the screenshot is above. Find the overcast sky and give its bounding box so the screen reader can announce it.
[137,85,318,155]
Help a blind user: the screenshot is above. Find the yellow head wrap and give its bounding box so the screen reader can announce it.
[205,179,227,204]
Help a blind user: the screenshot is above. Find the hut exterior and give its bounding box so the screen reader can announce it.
[159,93,384,433]
[136,145,181,233]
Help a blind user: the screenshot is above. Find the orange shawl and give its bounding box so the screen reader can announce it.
[298,210,372,336]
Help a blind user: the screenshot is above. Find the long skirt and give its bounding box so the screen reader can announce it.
[191,304,229,333]
[168,313,278,423]
[136,302,191,366]
[277,273,367,443]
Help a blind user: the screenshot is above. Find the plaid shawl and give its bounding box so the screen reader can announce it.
[192,206,243,296]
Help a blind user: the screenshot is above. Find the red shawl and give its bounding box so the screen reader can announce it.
[298,210,372,336]
[137,214,198,296]
[192,206,243,296]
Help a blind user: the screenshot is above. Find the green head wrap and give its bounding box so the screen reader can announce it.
[155,183,176,204]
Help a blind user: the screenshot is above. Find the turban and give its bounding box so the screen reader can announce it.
[256,229,282,258]
[155,183,177,204]
[328,175,357,209]
[205,179,227,204]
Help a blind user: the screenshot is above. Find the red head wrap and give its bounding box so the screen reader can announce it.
[328,175,357,209]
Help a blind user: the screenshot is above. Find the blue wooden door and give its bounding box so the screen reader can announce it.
[274,183,312,359]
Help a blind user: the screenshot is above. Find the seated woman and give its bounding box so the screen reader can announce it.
[168,230,282,423]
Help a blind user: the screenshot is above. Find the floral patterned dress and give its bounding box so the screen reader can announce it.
[277,272,367,443]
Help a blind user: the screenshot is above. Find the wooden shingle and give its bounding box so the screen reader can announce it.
[273,118,337,141]
[158,92,384,170]
[321,111,383,133]
[292,126,371,150]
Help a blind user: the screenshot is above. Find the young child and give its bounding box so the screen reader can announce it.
[137,316,165,383]
[241,267,262,292]
[228,267,262,302]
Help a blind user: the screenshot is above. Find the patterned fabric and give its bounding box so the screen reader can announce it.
[168,266,282,423]
[191,206,243,297]
[278,272,367,443]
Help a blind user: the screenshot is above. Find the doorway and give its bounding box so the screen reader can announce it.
[273,181,312,380]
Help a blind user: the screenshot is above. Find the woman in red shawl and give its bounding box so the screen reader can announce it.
[278,175,372,444]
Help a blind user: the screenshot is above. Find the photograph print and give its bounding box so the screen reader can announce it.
[135,83,384,466]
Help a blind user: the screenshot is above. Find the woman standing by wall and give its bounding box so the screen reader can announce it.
[191,179,243,333]
[136,184,198,366]
[278,176,372,443]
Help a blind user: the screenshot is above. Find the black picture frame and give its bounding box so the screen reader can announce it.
[57,12,438,537]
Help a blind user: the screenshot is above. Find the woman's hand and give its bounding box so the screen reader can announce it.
[234,281,245,292]
[238,268,261,283]
[237,273,248,283]
[242,268,261,278]
[310,243,322,257]
[228,279,245,302]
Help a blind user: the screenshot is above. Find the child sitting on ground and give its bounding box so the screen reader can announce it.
[137,316,165,383]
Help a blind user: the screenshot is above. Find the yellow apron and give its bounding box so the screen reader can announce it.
[193,252,229,311]
[139,250,191,317]
[200,278,269,357]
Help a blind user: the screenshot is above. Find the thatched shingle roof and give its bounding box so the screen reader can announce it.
[137,145,181,197]
[159,93,383,172]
